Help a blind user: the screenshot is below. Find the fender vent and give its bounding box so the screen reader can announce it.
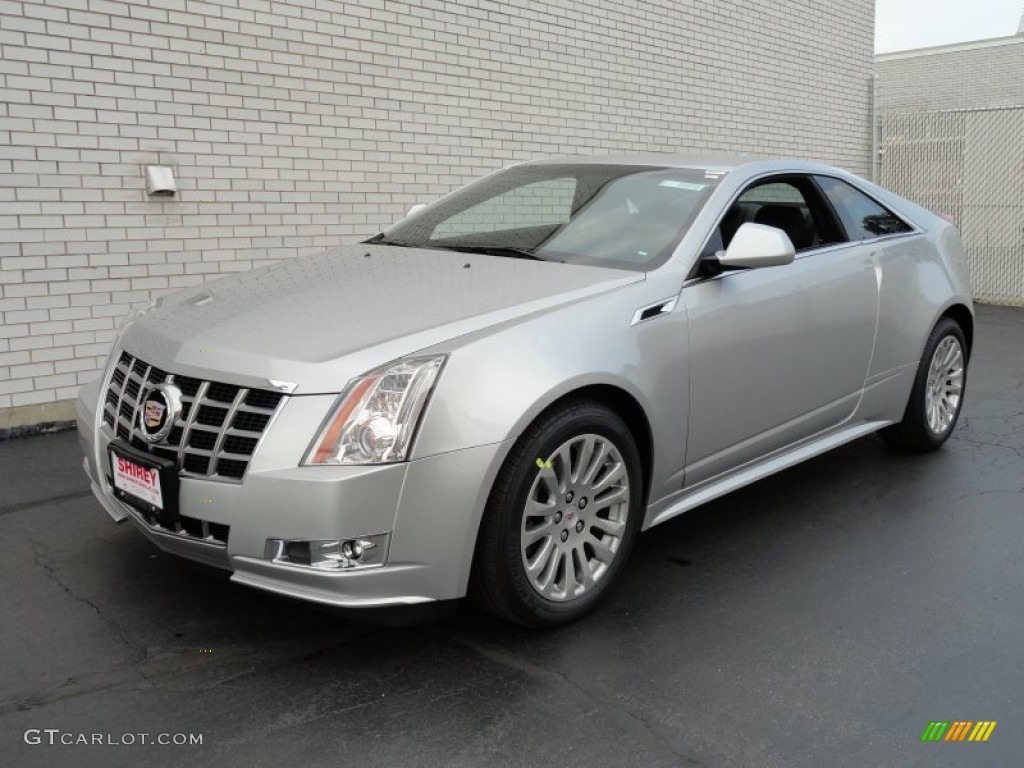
[631,297,677,326]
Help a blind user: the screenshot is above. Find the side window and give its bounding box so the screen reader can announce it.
[432,178,576,240]
[705,176,845,257]
[816,176,913,241]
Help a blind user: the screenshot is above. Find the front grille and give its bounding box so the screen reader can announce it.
[133,509,230,546]
[175,515,230,544]
[102,350,285,482]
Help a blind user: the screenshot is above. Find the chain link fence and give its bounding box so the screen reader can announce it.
[878,106,1024,306]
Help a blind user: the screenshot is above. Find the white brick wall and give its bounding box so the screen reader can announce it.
[876,37,1024,113]
[0,0,874,413]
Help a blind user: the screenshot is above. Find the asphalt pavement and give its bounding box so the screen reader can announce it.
[1,304,1022,768]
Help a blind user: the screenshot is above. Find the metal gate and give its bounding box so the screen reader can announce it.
[878,107,1024,306]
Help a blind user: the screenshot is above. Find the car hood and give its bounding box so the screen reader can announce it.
[121,243,644,393]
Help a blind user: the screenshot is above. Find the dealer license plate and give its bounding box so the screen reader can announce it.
[110,450,164,511]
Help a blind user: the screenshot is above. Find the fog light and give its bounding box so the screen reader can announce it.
[265,532,388,570]
[340,539,364,560]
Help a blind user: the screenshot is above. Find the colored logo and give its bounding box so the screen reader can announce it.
[144,399,165,429]
[138,382,182,444]
[921,721,997,742]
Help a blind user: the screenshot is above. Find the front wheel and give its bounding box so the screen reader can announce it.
[470,400,644,627]
[878,318,968,452]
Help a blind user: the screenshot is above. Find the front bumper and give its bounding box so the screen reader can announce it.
[76,375,508,609]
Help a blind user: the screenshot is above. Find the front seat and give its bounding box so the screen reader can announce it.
[754,205,810,250]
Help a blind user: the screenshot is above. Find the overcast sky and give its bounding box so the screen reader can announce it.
[876,0,1024,52]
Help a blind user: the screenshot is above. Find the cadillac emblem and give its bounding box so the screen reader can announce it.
[137,382,182,444]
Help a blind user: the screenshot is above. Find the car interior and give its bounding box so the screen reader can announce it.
[704,176,847,259]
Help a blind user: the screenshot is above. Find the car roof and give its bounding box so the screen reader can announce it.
[517,153,845,176]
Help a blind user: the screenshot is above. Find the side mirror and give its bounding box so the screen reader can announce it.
[406,203,428,218]
[716,222,795,270]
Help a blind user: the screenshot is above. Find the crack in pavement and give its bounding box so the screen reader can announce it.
[1,673,135,717]
[26,535,147,664]
[4,648,265,715]
[0,489,92,517]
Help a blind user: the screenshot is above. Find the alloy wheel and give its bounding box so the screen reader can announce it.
[520,433,631,602]
[924,335,964,435]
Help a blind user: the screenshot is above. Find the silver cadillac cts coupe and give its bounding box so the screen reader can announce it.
[77,155,973,626]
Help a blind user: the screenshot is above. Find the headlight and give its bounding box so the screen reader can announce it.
[304,356,446,465]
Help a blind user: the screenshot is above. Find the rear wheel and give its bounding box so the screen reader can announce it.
[470,400,643,627]
[878,318,967,452]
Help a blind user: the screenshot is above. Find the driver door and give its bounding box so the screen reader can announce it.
[682,174,879,486]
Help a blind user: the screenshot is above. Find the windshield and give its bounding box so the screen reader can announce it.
[377,164,720,271]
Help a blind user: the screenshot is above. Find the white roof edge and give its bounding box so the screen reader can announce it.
[876,34,1024,61]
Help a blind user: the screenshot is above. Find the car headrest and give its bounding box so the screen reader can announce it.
[754,205,808,249]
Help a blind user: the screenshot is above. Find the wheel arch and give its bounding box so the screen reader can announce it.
[560,384,655,507]
[463,381,656,596]
[938,302,974,358]
[465,382,655,619]
[499,382,655,509]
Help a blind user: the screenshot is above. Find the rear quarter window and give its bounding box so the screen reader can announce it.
[816,176,913,241]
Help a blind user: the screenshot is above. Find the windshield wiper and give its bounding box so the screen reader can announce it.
[362,233,418,247]
[363,237,547,261]
[430,245,546,261]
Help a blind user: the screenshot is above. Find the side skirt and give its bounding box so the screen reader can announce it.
[643,420,890,530]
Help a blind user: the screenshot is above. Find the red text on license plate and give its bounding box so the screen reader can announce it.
[112,454,163,509]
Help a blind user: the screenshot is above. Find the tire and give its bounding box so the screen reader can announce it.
[470,399,644,627]
[878,318,968,452]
